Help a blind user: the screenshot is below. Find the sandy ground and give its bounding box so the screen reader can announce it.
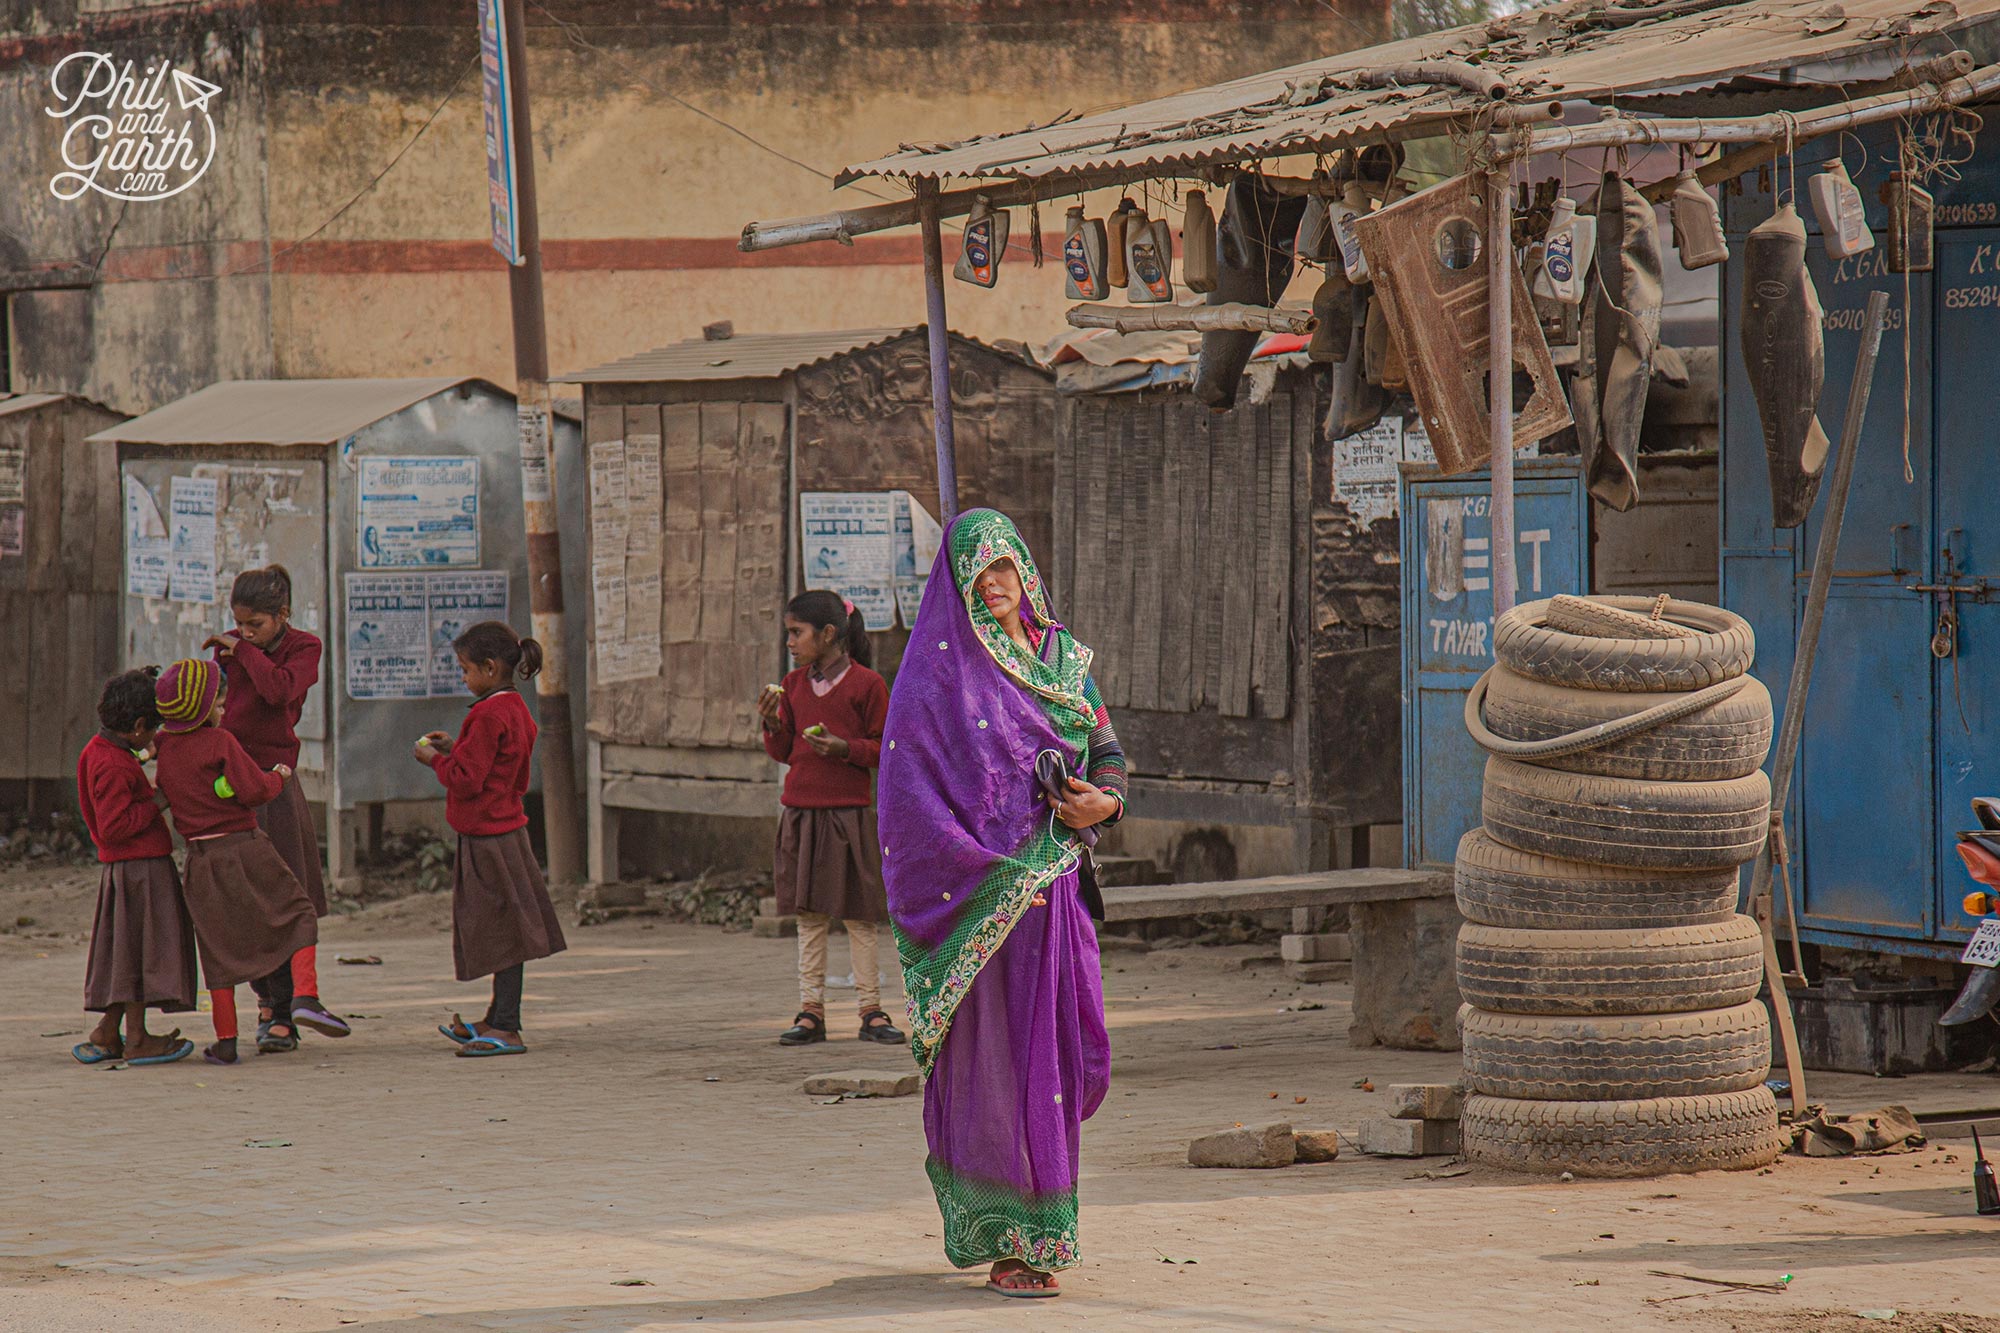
[2,862,1999,1332]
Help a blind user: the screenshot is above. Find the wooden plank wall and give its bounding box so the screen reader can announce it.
[1054,387,1293,722]
[584,393,785,752]
[0,400,125,794]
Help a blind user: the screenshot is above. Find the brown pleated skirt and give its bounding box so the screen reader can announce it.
[83,857,200,1013]
[256,772,327,917]
[453,827,568,982]
[182,830,320,990]
[774,805,887,922]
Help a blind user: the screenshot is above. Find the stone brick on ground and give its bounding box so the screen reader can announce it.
[1389,1083,1464,1121]
[1289,960,1353,983]
[1189,1122,1296,1168]
[1281,932,1353,963]
[1293,1128,1341,1162]
[803,1070,921,1098]
[1357,1117,1461,1157]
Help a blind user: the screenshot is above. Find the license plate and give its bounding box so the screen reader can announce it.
[1963,918,2000,968]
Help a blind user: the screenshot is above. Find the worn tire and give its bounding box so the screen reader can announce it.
[1459,1003,1772,1100]
[1454,829,1740,930]
[1482,756,1770,870]
[1495,597,1754,693]
[1482,668,1773,782]
[1461,1089,1785,1177]
[1455,915,1764,1016]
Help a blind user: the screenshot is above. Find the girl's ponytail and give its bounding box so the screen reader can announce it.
[452,620,541,681]
[846,606,873,670]
[517,637,545,679]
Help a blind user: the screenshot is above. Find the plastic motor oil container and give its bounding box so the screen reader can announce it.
[953,196,1010,287]
[1883,171,1935,273]
[1332,180,1371,282]
[1182,191,1218,294]
[1064,206,1110,299]
[1531,196,1596,305]
[1106,198,1138,289]
[1126,213,1175,303]
[1671,171,1730,269]
[1808,160,1874,259]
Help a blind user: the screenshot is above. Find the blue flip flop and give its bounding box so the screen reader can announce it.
[455,1035,526,1058]
[71,1041,121,1065]
[127,1038,195,1067]
[438,1014,478,1045]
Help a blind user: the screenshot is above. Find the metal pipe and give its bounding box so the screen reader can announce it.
[1352,61,1508,101]
[499,0,583,886]
[1746,290,1891,1117]
[1486,159,1519,616]
[1067,301,1314,334]
[916,180,960,521]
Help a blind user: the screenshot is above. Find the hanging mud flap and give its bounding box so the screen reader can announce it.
[1194,175,1306,410]
[1740,204,1830,528]
[1352,171,1568,474]
[1586,174,1664,512]
[1326,293,1388,439]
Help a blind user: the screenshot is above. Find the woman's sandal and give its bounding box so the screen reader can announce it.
[438,1014,479,1045]
[985,1263,1060,1299]
[456,1034,526,1058]
[778,1011,826,1046]
[127,1037,195,1066]
[71,1041,123,1065]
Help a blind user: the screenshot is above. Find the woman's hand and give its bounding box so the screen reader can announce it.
[803,729,850,760]
[1049,776,1118,829]
[756,685,786,729]
[271,763,293,780]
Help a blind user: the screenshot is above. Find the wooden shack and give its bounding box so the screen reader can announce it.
[564,326,1054,883]
[1049,357,1403,878]
[0,392,128,813]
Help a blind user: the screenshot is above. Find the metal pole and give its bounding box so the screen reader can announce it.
[916,179,960,520]
[1486,159,1519,616]
[1747,289,1892,1116]
[500,0,584,885]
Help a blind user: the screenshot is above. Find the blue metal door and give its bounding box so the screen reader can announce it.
[1401,459,1588,871]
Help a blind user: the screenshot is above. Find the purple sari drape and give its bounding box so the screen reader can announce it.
[881,509,1112,1270]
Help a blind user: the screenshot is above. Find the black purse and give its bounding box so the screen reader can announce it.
[1035,748,1106,922]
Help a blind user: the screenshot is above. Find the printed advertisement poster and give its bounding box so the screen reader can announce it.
[0,448,23,504]
[357,457,480,568]
[1331,417,1404,526]
[168,474,218,603]
[800,492,896,630]
[344,573,430,699]
[123,475,171,597]
[892,491,943,626]
[428,571,511,695]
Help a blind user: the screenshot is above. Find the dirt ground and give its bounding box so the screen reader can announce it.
[3,860,1999,1332]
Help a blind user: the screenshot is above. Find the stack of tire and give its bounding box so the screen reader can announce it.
[1455,595,1788,1178]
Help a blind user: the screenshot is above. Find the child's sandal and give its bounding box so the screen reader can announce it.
[778,1011,826,1046]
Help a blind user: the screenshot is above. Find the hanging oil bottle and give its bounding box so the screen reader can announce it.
[1181,191,1218,294]
[1883,171,1935,273]
[1063,206,1110,299]
[1331,180,1372,282]
[1808,159,1874,258]
[1296,173,1339,263]
[1125,210,1175,303]
[1670,171,1729,269]
[1531,196,1595,305]
[954,196,1010,287]
[1105,198,1138,289]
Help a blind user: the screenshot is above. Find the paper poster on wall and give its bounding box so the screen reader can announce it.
[892,491,943,626]
[357,457,480,568]
[168,475,218,603]
[0,507,20,559]
[344,572,431,699]
[123,475,173,597]
[1332,417,1404,527]
[0,448,23,504]
[800,492,897,630]
[427,571,511,695]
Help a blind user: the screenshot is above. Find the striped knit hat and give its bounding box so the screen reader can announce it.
[155,658,220,734]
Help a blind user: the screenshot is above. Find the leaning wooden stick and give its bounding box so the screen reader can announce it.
[1065,302,1315,335]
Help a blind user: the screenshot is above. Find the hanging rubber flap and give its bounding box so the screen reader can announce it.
[1585,174,1663,512]
[1740,203,1830,529]
[1194,176,1305,410]
[1308,268,1355,363]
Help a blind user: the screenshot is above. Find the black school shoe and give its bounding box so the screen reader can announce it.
[779,1011,827,1046]
[858,1010,907,1045]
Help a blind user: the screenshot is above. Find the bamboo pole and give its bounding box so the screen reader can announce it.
[1486,156,1519,617]
[1066,302,1314,334]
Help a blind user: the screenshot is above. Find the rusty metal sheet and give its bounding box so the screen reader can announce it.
[562,327,1041,384]
[86,379,475,446]
[1353,173,1568,475]
[838,0,2000,185]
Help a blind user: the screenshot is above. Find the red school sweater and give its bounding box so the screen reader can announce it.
[76,734,174,862]
[217,627,321,768]
[425,687,536,836]
[760,663,888,809]
[155,725,284,841]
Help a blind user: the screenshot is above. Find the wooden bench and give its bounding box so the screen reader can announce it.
[1100,868,1463,1053]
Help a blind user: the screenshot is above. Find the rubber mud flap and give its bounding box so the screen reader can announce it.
[1740,202,1829,529]
[1194,176,1304,410]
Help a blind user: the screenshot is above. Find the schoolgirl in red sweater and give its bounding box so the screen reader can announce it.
[204,563,327,1052]
[418,621,567,1058]
[755,590,900,1047]
[152,658,346,1066]
[72,667,197,1067]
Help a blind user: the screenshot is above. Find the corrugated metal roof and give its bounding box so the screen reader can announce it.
[0,393,66,419]
[562,327,1040,383]
[840,0,1999,183]
[87,378,481,446]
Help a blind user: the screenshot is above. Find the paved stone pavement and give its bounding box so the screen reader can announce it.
[3,902,1999,1331]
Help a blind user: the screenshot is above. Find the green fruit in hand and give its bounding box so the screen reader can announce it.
[804,724,828,737]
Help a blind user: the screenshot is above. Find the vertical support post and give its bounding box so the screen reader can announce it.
[500,0,583,884]
[1486,156,1519,617]
[916,179,960,520]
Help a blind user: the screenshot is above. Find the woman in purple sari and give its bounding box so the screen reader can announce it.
[880,508,1124,1298]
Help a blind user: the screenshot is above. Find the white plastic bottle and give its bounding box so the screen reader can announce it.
[1532,197,1596,304]
[1332,180,1371,282]
[1808,160,1874,259]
